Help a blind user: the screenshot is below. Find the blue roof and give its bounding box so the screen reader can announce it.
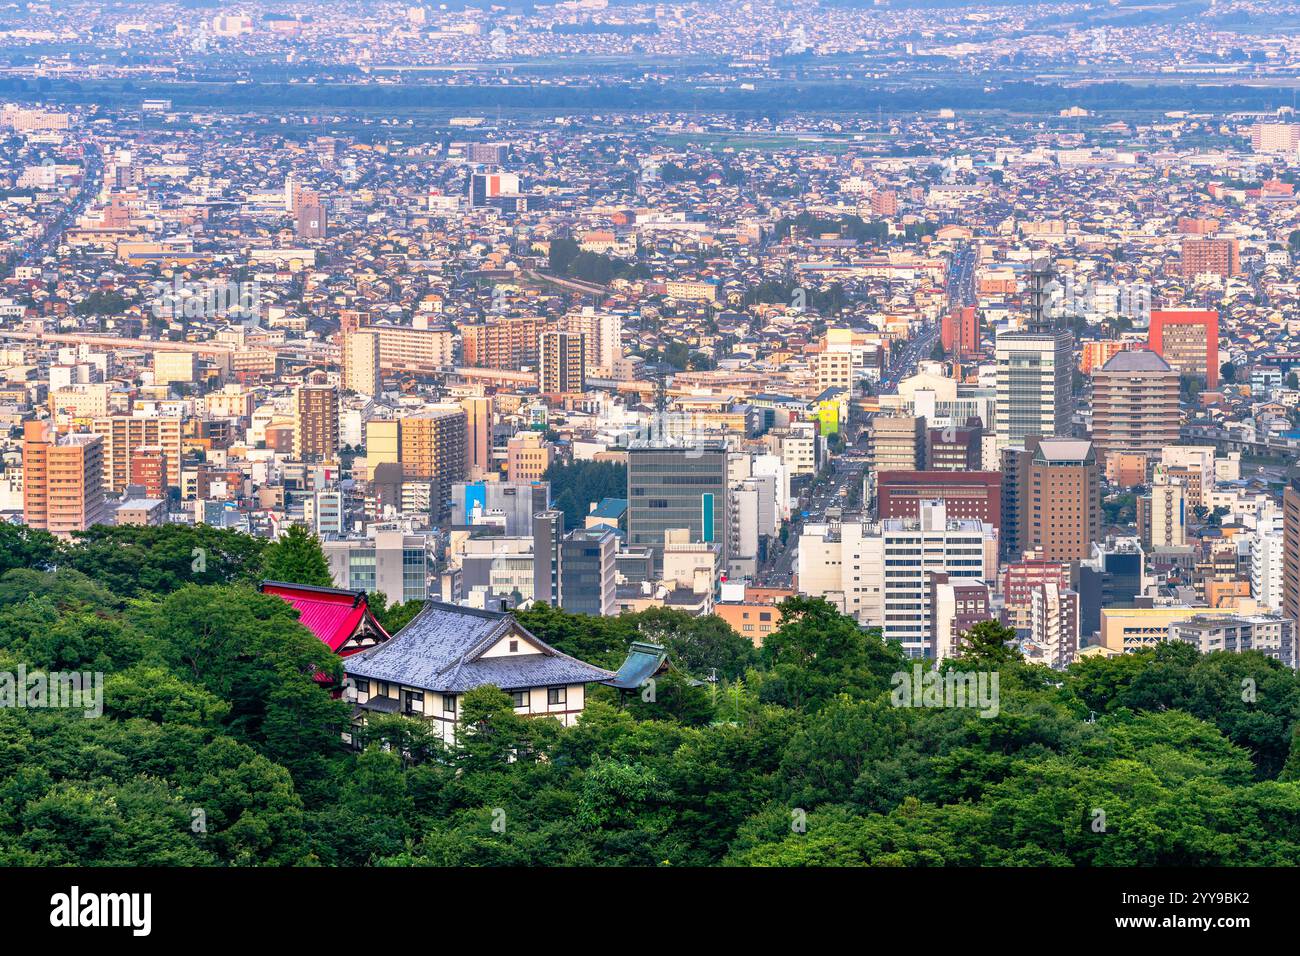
[344,601,614,693]
[603,642,668,690]
[589,497,628,520]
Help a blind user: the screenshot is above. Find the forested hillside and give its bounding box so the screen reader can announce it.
[0,522,1298,866]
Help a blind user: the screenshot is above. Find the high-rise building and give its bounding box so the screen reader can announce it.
[1251,512,1285,612]
[1028,581,1080,669]
[359,324,455,374]
[627,442,729,571]
[1139,469,1185,549]
[91,415,184,494]
[867,414,924,506]
[929,571,992,663]
[994,329,1074,450]
[562,308,622,377]
[1251,122,1300,154]
[323,529,432,604]
[941,306,979,358]
[1003,437,1100,562]
[128,446,167,499]
[295,192,327,239]
[343,330,381,397]
[881,501,994,657]
[1170,614,1297,670]
[560,527,618,616]
[294,384,339,462]
[1147,309,1219,388]
[1180,238,1239,280]
[539,330,586,394]
[532,509,565,608]
[1001,556,1071,633]
[1281,472,1300,626]
[21,421,110,536]
[459,396,493,480]
[1090,348,1181,462]
[397,408,469,517]
[470,171,521,206]
[461,316,549,370]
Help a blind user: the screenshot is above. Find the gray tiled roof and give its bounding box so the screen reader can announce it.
[343,601,614,693]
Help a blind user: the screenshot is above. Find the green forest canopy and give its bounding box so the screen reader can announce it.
[0,522,1298,866]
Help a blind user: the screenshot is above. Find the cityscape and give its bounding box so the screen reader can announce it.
[0,0,1297,912]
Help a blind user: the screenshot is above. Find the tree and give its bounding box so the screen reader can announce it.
[258,524,333,588]
[956,619,1021,667]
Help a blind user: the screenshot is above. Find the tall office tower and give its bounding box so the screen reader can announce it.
[1002,436,1100,562]
[1139,468,1186,549]
[294,384,340,462]
[343,330,381,397]
[1029,581,1080,670]
[1090,349,1181,462]
[627,441,729,572]
[1251,512,1285,611]
[1147,309,1219,388]
[926,417,982,471]
[880,500,994,658]
[469,171,521,206]
[397,408,468,518]
[21,421,110,536]
[1077,541,1145,638]
[532,509,565,607]
[460,316,549,370]
[563,308,622,376]
[994,329,1074,450]
[993,258,1073,450]
[941,306,979,358]
[561,527,618,616]
[539,330,586,394]
[1282,470,1300,626]
[867,414,924,507]
[91,415,184,493]
[1180,238,1240,279]
[459,395,493,480]
[295,191,327,239]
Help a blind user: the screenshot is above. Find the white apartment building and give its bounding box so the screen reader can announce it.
[797,499,996,657]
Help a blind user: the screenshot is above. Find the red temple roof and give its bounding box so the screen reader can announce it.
[259,582,391,683]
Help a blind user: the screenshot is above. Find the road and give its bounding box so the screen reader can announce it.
[754,246,975,587]
[15,140,103,267]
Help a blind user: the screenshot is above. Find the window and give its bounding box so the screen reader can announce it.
[547,687,567,706]
[353,678,370,696]
[511,690,530,708]
[403,690,424,716]
[509,639,518,652]
[443,695,456,714]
